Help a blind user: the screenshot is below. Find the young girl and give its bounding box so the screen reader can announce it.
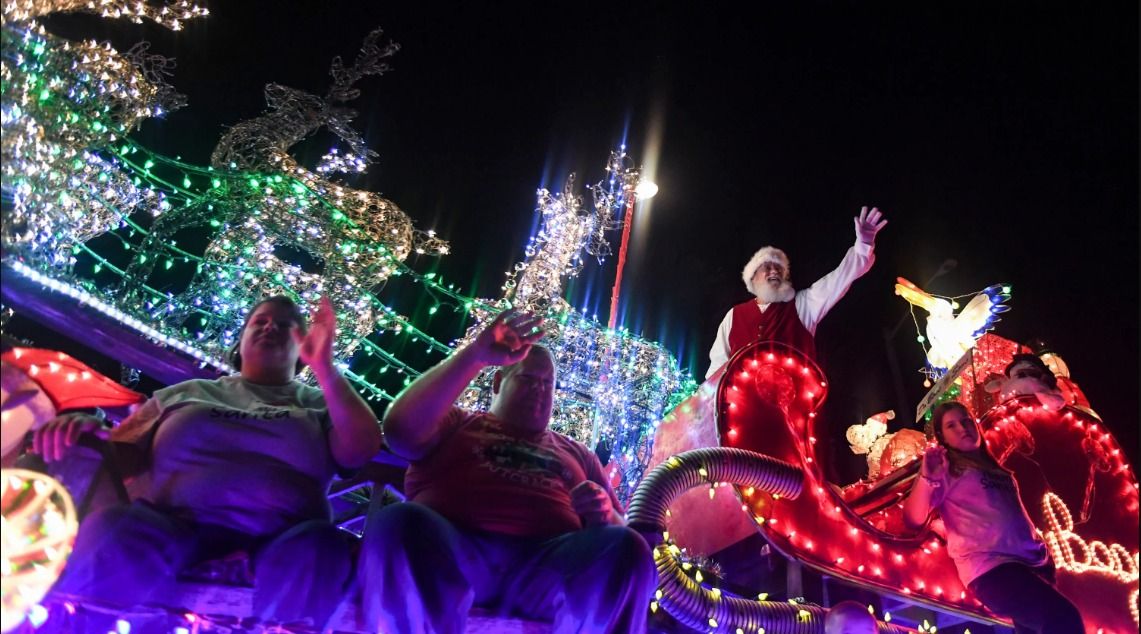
[903,401,1084,634]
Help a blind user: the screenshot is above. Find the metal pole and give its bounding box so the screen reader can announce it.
[607,194,637,330]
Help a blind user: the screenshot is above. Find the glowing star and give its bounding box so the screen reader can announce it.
[894,277,1010,376]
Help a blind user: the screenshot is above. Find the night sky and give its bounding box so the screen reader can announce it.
[37,1,1138,469]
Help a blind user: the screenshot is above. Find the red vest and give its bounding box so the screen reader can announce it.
[728,299,817,361]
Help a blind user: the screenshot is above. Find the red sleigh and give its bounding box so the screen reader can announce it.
[628,336,1138,634]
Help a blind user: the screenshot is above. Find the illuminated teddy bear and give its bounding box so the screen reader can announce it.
[845,410,926,481]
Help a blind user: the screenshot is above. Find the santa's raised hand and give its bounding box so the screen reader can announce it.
[854,206,888,245]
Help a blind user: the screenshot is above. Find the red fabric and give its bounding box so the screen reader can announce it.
[1,348,144,411]
[404,409,618,538]
[727,300,816,361]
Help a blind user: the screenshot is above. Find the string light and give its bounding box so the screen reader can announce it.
[1040,492,1139,585]
[2,0,208,30]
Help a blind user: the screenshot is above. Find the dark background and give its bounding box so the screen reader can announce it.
[29,1,1139,476]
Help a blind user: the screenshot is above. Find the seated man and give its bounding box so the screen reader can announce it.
[359,310,655,634]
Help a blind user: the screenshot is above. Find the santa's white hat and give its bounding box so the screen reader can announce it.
[742,246,790,294]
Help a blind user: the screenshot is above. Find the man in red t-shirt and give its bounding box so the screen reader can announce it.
[707,206,888,378]
[358,310,655,634]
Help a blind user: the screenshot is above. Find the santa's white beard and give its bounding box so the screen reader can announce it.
[754,280,795,304]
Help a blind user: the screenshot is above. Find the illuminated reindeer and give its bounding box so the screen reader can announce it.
[209,28,396,173]
[1,0,204,265]
[129,29,446,364]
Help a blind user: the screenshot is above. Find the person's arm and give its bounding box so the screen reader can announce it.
[294,298,381,468]
[571,480,624,526]
[706,309,734,379]
[795,206,886,333]
[312,366,381,468]
[383,310,544,461]
[572,446,626,526]
[903,445,948,530]
[31,397,159,479]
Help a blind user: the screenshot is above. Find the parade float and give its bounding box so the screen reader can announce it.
[1,2,1136,633]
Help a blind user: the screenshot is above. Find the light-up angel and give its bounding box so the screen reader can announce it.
[894,277,1011,376]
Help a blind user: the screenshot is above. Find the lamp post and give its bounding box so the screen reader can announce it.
[607,175,656,330]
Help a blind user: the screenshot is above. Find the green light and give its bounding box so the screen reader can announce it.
[182,176,192,188]
[144,159,155,170]
[428,306,439,315]
[38,88,50,101]
[211,179,222,188]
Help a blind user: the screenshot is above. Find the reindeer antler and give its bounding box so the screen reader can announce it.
[327,28,400,103]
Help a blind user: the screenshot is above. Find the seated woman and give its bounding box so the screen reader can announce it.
[32,296,381,626]
[903,401,1083,634]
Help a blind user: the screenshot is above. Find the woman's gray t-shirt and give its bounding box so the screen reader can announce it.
[113,375,339,537]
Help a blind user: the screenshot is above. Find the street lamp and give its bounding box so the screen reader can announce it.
[607,162,657,330]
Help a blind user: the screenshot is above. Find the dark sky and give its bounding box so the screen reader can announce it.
[41,1,1138,466]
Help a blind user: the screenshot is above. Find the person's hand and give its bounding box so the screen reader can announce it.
[854,206,888,245]
[471,309,544,367]
[292,296,336,377]
[31,413,108,462]
[570,480,614,527]
[920,444,948,480]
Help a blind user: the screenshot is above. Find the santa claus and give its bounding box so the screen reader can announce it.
[707,206,887,378]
